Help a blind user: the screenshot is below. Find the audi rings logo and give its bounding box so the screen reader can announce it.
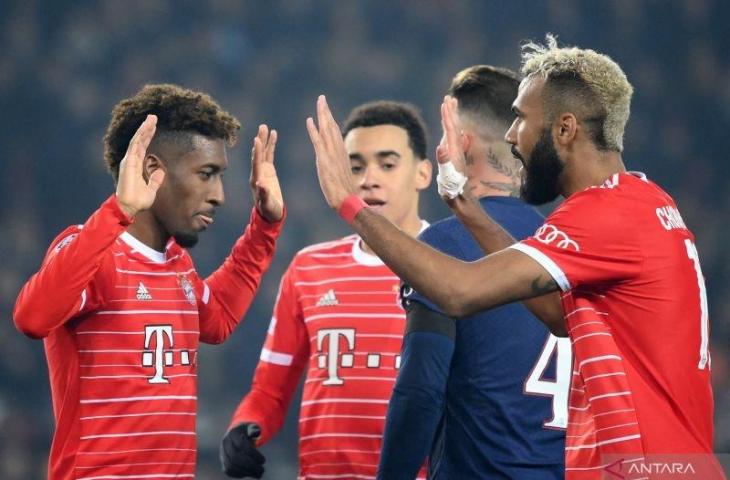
[534,224,580,251]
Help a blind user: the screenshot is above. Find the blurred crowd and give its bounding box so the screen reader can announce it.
[1,1,728,478]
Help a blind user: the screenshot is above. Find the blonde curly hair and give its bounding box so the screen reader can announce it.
[520,34,633,152]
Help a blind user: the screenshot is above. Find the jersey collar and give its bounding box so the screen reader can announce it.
[119,231,167,264]
[352,220,429,266]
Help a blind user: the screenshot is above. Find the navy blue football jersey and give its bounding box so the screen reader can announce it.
[403,197,569,479]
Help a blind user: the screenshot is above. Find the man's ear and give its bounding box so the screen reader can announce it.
[554,113,578,147]
[143,154,165,183]
[415,158,433,191]
[461,131,474,155]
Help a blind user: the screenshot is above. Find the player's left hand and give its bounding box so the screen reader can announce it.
[250,124,284,223]
[220,422,265,478]
[306,95,357,211]
[436,96,473,209]
[436,95,467,172]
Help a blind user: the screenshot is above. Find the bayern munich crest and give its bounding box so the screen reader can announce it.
[178,274,196,306]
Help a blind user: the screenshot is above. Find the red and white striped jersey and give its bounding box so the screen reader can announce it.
[511,172,724,479]
[230,227,427,480]
[14,195,283,480]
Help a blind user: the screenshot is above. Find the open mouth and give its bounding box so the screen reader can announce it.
[364,199,386,208]
[196,213,214,228]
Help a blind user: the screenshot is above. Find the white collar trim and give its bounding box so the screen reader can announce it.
[628,171,648,181]
[119,231,167,264]
[352,220,429,266]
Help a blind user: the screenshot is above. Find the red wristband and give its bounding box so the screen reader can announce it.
[338,195,368,224]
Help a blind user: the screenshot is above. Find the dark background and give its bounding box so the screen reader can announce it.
[1,1,728,478]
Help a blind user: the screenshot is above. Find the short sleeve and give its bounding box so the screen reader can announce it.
[509,188,644,292]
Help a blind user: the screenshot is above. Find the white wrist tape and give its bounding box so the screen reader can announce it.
[436,161,468,198]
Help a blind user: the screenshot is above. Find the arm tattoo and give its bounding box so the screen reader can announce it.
[530,275,558,296]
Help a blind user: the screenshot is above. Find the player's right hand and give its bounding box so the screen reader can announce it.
[220,422,266,478]
[116,114,166,218]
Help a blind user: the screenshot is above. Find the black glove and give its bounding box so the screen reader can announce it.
[220,422,266,478]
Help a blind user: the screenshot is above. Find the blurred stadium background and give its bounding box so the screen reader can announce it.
[1,1,728,478]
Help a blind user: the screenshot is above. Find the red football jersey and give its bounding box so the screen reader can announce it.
[230,231,427,480]
[510,172,723,479]
[13,195,283,480]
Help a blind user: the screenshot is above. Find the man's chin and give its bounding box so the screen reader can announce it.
[520,183,560,206]
[174,231,199,248]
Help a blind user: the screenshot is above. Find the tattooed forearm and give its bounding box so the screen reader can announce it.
[530,275,558,296]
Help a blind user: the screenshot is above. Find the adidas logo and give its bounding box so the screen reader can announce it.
[136,282,152,301]
[316,289,338,307]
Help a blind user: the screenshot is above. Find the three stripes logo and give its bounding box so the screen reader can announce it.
[136,282,152,301]
[316,289,338,307]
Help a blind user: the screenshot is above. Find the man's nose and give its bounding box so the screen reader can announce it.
[360,166,381,190]
[505,119,518,145]
[209,176,225,206]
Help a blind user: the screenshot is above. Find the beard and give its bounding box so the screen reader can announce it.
[174,231,199,248]
[519,129,564,205]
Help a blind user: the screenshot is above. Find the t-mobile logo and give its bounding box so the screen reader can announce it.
[316,328,355,386]
[142,325,191,384]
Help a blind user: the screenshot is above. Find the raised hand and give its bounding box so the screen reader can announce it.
[436,96,469,202]
[250,124,284,223]
[436,95,467,172]
[306,95,356,210]
[115,115,165,217]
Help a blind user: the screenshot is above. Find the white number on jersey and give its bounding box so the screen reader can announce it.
[685,239,710,370]
[524,335,572,429]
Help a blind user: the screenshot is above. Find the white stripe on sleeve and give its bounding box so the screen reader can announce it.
[509,243,571,292]
[202,282,210,305]
[260,347,293,366]
[80,289,87,312]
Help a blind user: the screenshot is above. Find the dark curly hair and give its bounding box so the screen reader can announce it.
[103,84,241,181]
[342,101,428,160]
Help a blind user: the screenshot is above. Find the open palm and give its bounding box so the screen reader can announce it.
[250,124,284,222]
[115,115,165,217]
